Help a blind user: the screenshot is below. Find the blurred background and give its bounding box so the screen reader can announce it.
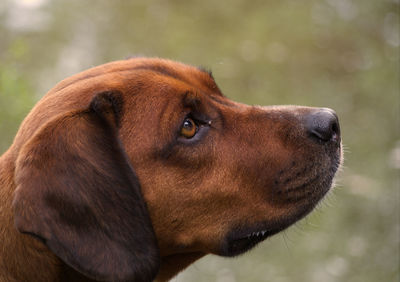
[0,0,398,281]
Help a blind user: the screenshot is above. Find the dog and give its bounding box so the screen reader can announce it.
[0,58,342,281]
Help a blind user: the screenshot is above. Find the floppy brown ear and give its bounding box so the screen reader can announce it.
[13,91,160,282]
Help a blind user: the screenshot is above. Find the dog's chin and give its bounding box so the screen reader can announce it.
[219,160,340,257]
[219,205,315,257]
[219,223,288,257]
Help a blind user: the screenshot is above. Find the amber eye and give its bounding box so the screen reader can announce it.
[180,118,198,138]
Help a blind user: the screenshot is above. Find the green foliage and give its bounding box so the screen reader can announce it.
[0,40,34,153]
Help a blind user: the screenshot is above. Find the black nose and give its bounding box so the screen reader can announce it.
[306,108,340,143]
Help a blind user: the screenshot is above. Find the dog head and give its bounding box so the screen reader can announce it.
[11,58,341,281]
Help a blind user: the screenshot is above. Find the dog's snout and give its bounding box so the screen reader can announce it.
[306,108,340,143]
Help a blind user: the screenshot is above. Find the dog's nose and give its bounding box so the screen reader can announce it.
[306,108,340,143]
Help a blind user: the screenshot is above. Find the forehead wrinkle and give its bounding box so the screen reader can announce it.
[133,65,183,81]
[136,63,223,97]
[208,94,238,108]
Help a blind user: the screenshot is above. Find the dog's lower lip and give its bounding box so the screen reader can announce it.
[238,228,280,241]
[248,230,267,237]
[235,230,269,243]
[222,227,283,257]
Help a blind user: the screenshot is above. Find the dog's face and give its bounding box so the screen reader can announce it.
[116,60,341,256]
[11,58,341,281]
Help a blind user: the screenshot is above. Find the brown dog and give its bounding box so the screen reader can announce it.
[0,58,341,281]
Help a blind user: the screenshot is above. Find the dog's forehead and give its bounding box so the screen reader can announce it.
[49,58,221,98]
[131,58,223,96]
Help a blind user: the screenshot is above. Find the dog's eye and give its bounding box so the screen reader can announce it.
[180,118,198,138]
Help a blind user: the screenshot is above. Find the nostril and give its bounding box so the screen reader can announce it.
[331,121,339,136]
[307,109,340,143]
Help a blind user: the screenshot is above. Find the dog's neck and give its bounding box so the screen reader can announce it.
[156,252,205,281]
[0,151,61,281]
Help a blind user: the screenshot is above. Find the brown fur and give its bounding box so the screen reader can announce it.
[0,58,342,281]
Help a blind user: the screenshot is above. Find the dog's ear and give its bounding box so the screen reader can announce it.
[13,91,160,282]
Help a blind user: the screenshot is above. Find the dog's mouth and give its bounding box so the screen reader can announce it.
[221,226,284,257]
[220,152,341,257]
[220,205,314,257]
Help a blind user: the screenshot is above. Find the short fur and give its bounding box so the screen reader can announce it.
[0,58,341,281]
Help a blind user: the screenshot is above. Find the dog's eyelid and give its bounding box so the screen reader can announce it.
[186,111,211,125]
